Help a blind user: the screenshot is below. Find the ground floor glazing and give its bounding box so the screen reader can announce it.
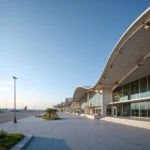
[112,100,150,118]
[81,107,101,115]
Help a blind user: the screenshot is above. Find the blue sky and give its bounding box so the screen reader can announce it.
[0,0,149,109]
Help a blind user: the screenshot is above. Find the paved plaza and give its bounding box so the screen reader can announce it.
[0,113,150,150]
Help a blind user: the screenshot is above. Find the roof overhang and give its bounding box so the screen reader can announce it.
[93,7,150,91]
[72,86,103,102]
[72,86,92,102]
[65,98,72,106]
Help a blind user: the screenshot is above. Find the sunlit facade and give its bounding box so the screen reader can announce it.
[112,76,150,117]
[80,91,102,115]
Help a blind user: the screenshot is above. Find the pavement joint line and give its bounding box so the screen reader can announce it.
[11,134,34,150]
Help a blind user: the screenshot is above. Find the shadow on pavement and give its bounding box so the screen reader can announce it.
[25,136,71,150]
[60,117,85,120]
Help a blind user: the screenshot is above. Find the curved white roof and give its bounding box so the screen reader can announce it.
[72,7,150,102]
[65,98,73,106]
[72,86,92,102]
[66,98,72,101]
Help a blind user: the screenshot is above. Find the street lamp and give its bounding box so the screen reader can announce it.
[13,76,17,123]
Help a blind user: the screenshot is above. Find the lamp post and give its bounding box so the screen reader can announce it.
[13,76,17,123]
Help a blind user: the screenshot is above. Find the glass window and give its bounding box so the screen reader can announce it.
[131,103,135,116]
[113,90,119,102]
[123,104,130,116]
[122,83,130,101]
[93,107,101,115]
[140,102,147,117]
[131,80,139,99]
[82,109,84,114]
[113,87,122,102]
[135,103,140,117]
[88,92,101,106]
[107,107,111,116]
[140,77,147,98]
[117,105,122,116]
[80,98,88,108]
[131,103,139,117]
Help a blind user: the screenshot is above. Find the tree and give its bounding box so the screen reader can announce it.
[52,109,58,116]
[45,108,54,118]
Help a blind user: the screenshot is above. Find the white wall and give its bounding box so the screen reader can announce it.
[101,88,112,116]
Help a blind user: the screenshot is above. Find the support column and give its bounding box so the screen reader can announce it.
[90,108,93,115]
[87,92,90,114]
[87,92,89,105]
[101,88,112,116]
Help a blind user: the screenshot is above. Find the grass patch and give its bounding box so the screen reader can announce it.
[42,115,60,120]
[0,133,24,150]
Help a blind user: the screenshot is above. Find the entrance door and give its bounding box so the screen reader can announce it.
[114,107,116,116]
[117,105,122,116]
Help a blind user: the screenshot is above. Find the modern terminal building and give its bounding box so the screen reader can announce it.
[72,86,102,115]
[55,8,150,118]
[64,98,72,113]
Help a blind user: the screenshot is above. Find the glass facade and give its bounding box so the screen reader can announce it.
[130,101,150,118]
[140,102,147,117]
[122,83,130,101]
[131,103,139,117]
[117,105,122,116]
[80,94,88,114]
[131,80,139,99]
[112,76,150,118]
[113,102,150,118]
[88,91,102,106]
[140,77,147,98]
[93,107,101,114]
[113,87,122,102]
[106,107,111,115]
[148,102,150,117]
[113,75,150,102]
[80,91,102,114]
[123,104,130,116]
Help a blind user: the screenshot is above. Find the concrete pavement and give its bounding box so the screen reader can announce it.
[0,112,150,150]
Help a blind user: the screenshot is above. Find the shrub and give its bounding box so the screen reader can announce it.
[42,115,60,120]
[0,129,7,139]
[45,108,54,117]
[45,108,58,117]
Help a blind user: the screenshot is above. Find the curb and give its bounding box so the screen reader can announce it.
[11,134,34,150]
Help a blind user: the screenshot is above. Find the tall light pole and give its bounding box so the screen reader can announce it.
[13,76,17,123]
